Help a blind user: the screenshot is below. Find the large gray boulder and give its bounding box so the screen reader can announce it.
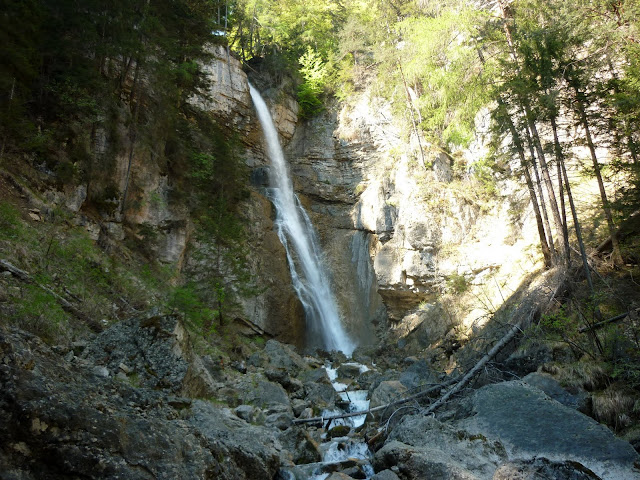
[374,381,639,480]
[455,381,639,480]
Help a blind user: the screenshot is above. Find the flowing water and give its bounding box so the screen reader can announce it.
[249,83,355,356]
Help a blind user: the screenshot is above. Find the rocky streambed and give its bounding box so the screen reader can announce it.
[1,312,638,479]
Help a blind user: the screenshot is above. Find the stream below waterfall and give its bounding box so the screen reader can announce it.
[282,362,375,480]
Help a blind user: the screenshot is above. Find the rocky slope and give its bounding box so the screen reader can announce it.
[1,313,638,479]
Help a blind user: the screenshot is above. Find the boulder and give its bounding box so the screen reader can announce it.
[371,470,401,480]
[523,372,590,412]
[235,373,292,410]
[493,458,600,480]
[264,340,309,376]
[370,381,408,409]
[279,427,322,464]
[398,359,437,389]
[454,381,640,479]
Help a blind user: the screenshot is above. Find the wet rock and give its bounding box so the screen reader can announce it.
[326,472,357,480]
[279,427,322,464]
[338,363,364,379]
[301,367,332,384]
[370,381,407,409]
[304,382,337,409]
[327,425,352,438]
[356,369,382,391]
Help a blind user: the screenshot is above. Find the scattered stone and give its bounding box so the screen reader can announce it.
[292,399,308,417]
[118,362,131,374]
[327,425,351,438]
[167,396,191,409]
[232,360,247,374]
[92,366,109,378]
[371,469,401,480]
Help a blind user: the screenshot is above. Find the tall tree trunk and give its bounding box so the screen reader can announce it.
[523,105,566,260]
[549,114,571,266]
[560,154,604,330]
[523,120,556,258]
[571,85,622,266]
[499,99,552,267]
[498,0,565,262]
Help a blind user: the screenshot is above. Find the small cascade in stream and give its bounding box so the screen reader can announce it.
[249,83,355,356]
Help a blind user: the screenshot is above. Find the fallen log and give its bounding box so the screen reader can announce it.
[578,309,639,333]
[291,376,459,426]
[421,271,565,416]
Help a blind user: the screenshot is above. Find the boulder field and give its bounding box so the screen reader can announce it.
[1,313,638,479]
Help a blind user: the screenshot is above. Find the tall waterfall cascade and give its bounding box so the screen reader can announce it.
[249,84,355,355]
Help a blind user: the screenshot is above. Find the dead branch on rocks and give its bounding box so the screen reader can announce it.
[421,271,565,416]
[293,271,565,429]
[291,376,460,426]
[0,258,102,332]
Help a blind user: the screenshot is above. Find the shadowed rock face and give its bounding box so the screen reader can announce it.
[0,323,283,480]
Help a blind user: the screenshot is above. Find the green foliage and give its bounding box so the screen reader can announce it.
[169,283,218,335]
[446,273,469,294]
[297,48,329,118]
[0,202,24,239]
[12,284,69,343]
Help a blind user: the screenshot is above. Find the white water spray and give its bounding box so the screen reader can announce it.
[249,84,354,355]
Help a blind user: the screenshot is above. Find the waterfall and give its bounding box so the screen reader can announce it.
[249,84,355,356]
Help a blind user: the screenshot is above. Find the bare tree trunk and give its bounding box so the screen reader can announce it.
[523,120,556,259]
[524,106,566,260]
[550,115,571,266]
[498,0,565,262]
[499,99,552,267]
[572,85,622,266]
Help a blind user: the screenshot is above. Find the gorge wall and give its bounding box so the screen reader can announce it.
[23,46,544,354]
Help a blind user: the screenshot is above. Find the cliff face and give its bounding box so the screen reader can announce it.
[283,86,542,351]
[9,46,542,353]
